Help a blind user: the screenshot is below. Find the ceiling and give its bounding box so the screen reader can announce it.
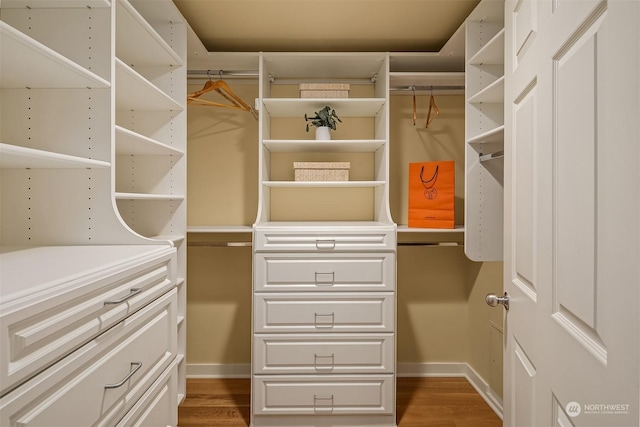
[174,0,480,53]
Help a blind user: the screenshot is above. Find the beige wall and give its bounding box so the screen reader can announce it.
[186,83,503,397]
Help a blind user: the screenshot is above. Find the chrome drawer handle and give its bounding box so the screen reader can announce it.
[314,312,335,328]
[314,353,335,369]
[104,362,142,389]
[314,394,334,412]
[104,288,142,305]
[315,239,336,250]
[314,272,335,285]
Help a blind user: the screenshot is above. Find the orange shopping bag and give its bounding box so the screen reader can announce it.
[408,161,455,228]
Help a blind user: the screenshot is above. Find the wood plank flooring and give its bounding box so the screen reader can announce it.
[178,377,502,426]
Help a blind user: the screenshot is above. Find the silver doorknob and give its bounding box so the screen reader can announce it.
[486,292,509,310]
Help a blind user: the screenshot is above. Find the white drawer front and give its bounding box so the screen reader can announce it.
[254,228,396,252]
[0,251,176,396]
[116,359,178,427]
[253,333,394,374]
[254,253,395,292]
[253,375,395,415]
[254,293,395,333]
[0,289,177,427]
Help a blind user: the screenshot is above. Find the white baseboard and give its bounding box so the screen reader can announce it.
[187,363,251,378]
[186,362,503,419]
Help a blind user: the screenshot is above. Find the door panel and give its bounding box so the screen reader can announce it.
[554,21,599,331]
[513,340,536,427]
[514,84,535,290]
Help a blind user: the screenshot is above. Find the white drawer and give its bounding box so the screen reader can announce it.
[254,226,396,252]
[254,293,395,333]
[253,375,395,415]
[0,289,177,427]
[116,359,178,427]
[254,253,395,292]
[0,249,176,396]
[253,333,394,374]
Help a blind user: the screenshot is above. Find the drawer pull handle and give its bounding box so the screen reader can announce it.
[314,312,335,328]
[104,288,142,305]
[314,394,334,412]
[314,353,335,369]
[315,239,336,250]
[104,362,142,389]
[314,272,335,285]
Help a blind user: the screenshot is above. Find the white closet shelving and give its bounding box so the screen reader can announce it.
[1,0,187,422]
[114,0,188,402]
[252,52,397,427]
[388,66,466,235]
[464,0,505,261]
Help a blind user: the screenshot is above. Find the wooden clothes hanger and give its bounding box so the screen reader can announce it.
[425,87,440,128]
[412,85,417,126]
[187,72,255,115]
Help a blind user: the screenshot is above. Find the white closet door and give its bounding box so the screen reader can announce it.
[503,0,639,425]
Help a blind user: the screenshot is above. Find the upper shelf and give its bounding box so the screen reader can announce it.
[467,125,504,146]
[0,143,111,169]
[1,0,110,7]
[116,0,183,67]
[263,140,385,153]
[264,181,385,188]
[116,126,184,156]
[262,98,385,117]
[468,76,504,104]
[468,29,505,66]
[0,22,110,89]
[115,59,183,111]
[262,52,386,81]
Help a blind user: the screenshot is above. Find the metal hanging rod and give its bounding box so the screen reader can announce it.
[187,241,253,247]
[397,242,463,247]
[390,85,465,92]
[187,69,259,79]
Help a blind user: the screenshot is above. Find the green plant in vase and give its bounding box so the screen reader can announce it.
[304,105,341,134]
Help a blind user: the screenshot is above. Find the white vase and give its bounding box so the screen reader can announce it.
[315,126,331,140]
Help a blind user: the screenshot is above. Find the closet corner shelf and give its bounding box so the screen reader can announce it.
[263,139,385,153]
[263,181,385,188]
[467,76,505,104]
[116,0,184,67]
[115,58,183,111]
[153,235,186,246]
[467,125,504,146]
[0,143,110,169]
[468,28,505,66]
[115,126,185,156]
[0,21,111,89]
[115,192,185,201]
[261,98,386,117]
[397,225,465,233]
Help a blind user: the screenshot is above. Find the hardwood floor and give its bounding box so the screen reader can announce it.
[178,377,502,426]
